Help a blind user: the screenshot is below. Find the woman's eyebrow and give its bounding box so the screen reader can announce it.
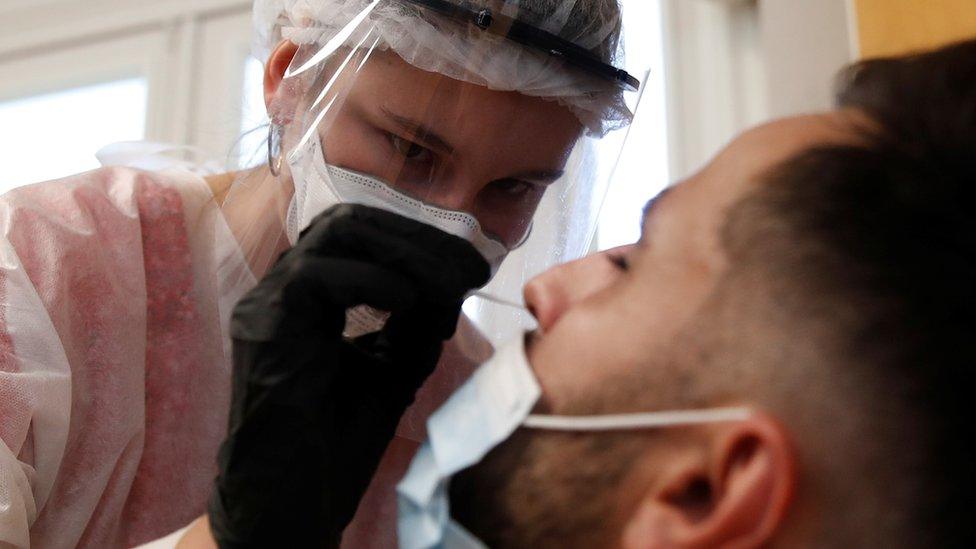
[510,169,565,184]
[381,107,455,154]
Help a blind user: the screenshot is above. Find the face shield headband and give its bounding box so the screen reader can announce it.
[396,336,752,548]
[254,0,643,136]
[396,0,640,92]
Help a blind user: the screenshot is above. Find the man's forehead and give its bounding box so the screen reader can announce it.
[638,112,864,245]
[711,113,857,184]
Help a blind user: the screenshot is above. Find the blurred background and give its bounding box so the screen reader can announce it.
[1,0,975,250]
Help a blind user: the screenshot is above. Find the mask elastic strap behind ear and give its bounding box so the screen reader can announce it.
[522,407,752,431]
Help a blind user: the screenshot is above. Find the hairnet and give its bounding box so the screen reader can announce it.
[252,0,632,136]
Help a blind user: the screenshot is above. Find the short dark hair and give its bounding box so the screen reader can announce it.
[730,38,976,546]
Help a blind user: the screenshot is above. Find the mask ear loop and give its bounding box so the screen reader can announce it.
[268,123,284,177]
[522,407,753,431]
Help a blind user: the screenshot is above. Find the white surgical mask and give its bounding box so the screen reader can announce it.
[285,134,510,270]
[396,335,752,549]
[286,134,512,337]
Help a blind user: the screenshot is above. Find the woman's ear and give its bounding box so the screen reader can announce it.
[264,40,300,120]
[621,412,797,549]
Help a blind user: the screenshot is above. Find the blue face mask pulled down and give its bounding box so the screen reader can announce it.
[396,335,752,548]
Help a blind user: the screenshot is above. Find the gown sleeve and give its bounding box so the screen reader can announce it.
[0,168,156,548]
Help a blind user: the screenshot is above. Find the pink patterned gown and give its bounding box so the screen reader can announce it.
[0,167,489,548]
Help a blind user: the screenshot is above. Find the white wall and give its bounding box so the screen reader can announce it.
[761,0,860,119]
[662,0,858,181]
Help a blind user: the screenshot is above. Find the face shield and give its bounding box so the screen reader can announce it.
[250,0,648,343]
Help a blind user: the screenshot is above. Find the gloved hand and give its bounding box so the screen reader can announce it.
[207,204,490,549]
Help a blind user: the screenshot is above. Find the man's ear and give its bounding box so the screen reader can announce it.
[621,412,796,549]
[264,40,300,121]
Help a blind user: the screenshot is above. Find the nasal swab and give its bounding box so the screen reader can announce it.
[470,291,529,312]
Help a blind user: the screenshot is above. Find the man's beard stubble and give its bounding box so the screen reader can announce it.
[448,424,648,548]
[448,331,685,547]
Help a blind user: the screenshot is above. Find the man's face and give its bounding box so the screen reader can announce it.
[450,112,860,546]
[524,113,859,412]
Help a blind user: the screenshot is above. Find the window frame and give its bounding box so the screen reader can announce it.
[0,0,254,150]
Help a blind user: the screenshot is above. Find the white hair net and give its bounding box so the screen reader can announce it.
[252,0,633,136]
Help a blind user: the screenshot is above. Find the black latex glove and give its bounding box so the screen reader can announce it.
[207,204,490,549]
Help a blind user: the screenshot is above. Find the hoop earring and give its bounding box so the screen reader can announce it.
[268,123,284,177]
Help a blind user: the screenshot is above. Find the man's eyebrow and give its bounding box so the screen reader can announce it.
[380,107,455,154]
[641,187,673,232]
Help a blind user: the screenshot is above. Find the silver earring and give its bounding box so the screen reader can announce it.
[268,123,284,177]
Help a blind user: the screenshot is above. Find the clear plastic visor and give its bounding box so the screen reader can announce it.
[269,0,648,342]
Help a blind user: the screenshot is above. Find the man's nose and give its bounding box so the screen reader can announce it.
[523,246,632,332]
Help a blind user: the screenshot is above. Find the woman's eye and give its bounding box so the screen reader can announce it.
[391,135,432,161]
[491,178,534,196]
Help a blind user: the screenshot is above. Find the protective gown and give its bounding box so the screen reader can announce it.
[0,166,490,548]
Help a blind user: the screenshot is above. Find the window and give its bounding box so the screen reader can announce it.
[0,78,148,193]
[0,10,168,195]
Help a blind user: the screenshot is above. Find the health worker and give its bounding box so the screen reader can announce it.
[0,1,646,547]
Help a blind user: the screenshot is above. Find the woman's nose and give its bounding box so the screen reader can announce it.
[523,246,631,332]
[425,171,479,212]
[429,187,473,212]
